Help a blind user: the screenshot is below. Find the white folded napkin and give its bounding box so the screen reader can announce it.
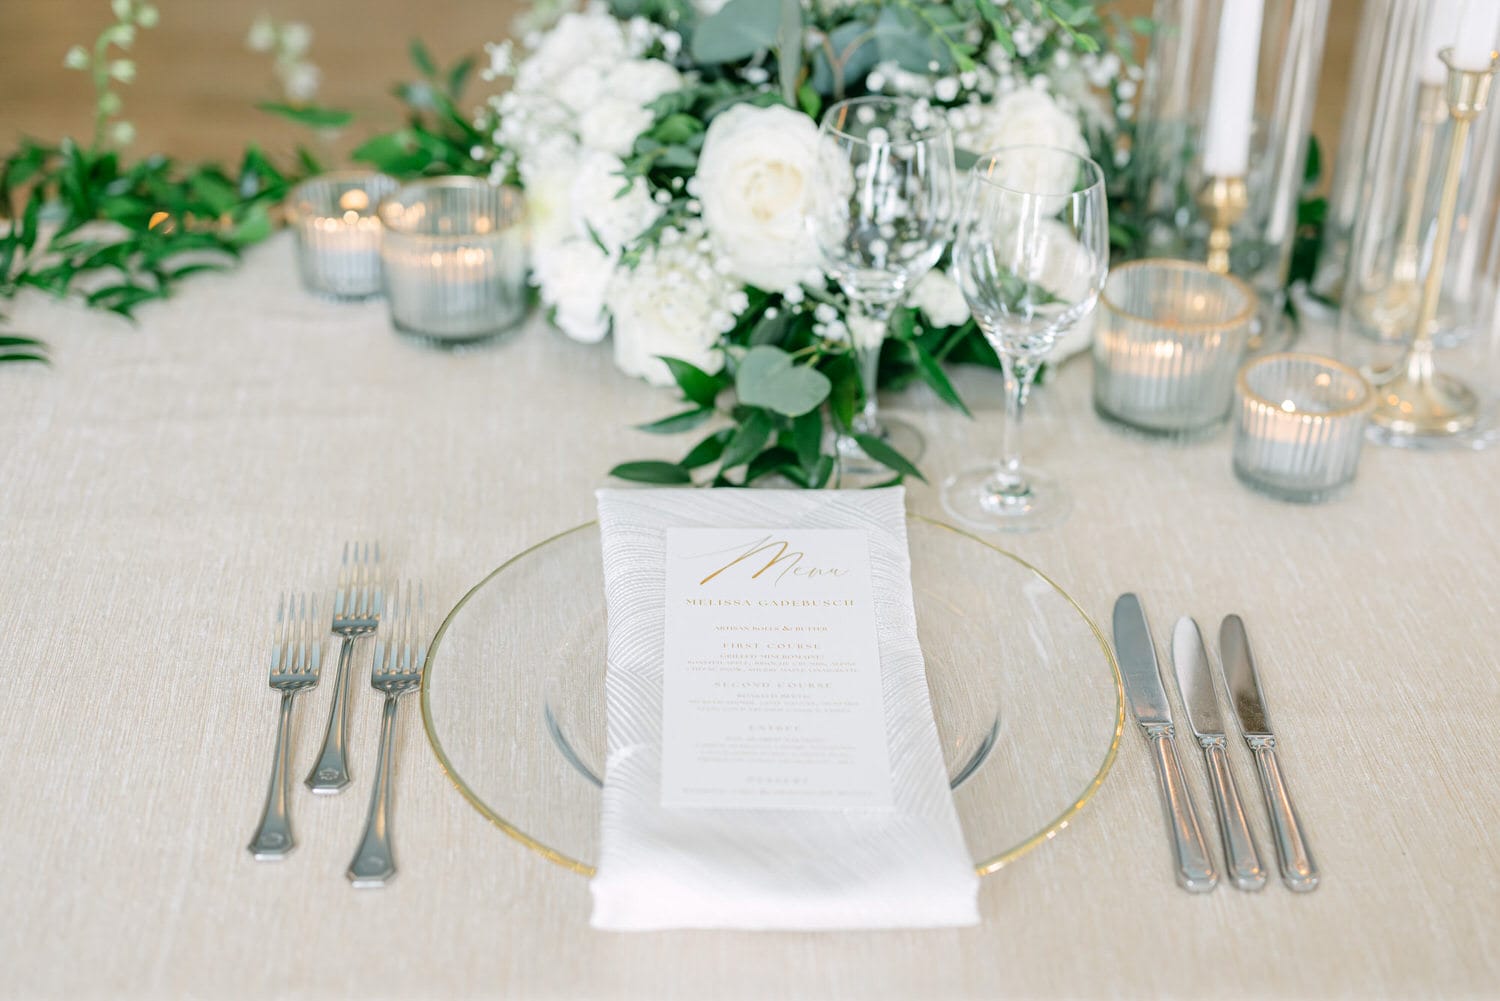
[591,487,979,931]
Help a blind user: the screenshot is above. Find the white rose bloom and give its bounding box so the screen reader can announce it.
[577,59,682,155]
[555,62,610,115]
[519,136,583,251]
[608,231,736,386]
[912,270,971,328]
[533,238,615,344]
[960,87,1088,199]
[569,151,661,254]
[696,103,823,291]
[515,11,627,94]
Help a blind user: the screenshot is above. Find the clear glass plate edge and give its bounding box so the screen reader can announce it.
[418,514,1126,880]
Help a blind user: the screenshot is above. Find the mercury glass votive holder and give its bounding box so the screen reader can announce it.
[286,171,398,300]
[1233,353,1374,503]
[377,177,527,344]
[1093,259,1257,436]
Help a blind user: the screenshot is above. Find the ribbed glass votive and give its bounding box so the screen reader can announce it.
[286,172,398,300]
[1092,259,1257,436]
[377,177,528,344]
[1233,353,1374,503]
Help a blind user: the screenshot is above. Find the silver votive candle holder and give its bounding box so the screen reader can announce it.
[1093,259,1257,436]
[1233,353,1374,504]
[286,171,398,300]
[377,177,528,344]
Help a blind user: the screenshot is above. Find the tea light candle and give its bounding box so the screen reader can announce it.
[1202,0,1265,177]
[378,178,528,344]
[1232,353,1373,503]
[286,172,397,300]
[1092,260,1256,436]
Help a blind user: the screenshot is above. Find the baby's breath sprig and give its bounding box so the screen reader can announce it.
[62,0,158,151]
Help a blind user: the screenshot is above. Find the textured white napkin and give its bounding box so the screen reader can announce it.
[591,487,979,931]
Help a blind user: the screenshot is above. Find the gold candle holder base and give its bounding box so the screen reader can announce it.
[1370,49,1496,441]
[1198,175,1249,275]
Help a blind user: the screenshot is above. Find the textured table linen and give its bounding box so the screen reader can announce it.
[1,234,1498,999]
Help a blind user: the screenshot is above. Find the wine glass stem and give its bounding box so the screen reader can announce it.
[852,302,893,434]
[997,351,1040,495]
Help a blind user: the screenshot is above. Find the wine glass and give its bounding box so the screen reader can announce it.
[942,146,1108,531]
[809,96,956,476]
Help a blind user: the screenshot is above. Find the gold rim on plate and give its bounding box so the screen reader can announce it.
[419,514,1125,879]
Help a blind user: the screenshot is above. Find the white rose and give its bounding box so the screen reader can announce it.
[912,269,970,328]
[960,87,1088,199]
[515,11,627,94]
[696,103,823,291]
[533,238,614,344]
[569,151,661,254]
[577,59,682,156]
[518,136,582,251]
[607,231,736,386]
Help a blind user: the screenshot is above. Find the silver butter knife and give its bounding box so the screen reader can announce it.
[1113,594,1217,892]
[1172,617,1267,891]
[1219,614,1320,892]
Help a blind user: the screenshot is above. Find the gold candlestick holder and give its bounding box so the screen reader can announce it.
[1198,175,1249,275]
[1353,82,1447,340]
[1370,49,1497,441]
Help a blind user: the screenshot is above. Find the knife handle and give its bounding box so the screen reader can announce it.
[1248,736,1319,892]
[1201,737,1266,891]
[1145,724,1217,893]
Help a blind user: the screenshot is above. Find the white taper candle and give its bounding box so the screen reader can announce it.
[1421,0,1465,84]
[1452,0,1500,72]
[1202,0,1265,177]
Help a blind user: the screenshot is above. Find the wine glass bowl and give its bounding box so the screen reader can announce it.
[943,146,1109,531]
[809,96,957,476]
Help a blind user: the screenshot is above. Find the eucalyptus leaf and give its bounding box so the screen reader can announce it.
[735,346,831,418]
[691,0,780,63]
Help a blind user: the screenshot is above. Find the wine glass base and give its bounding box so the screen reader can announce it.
[831,417,927,484]
[940,465,1072,533]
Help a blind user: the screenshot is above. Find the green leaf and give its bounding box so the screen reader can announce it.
[681,428,732,469]
[746,445,798,483]
[636,407,714,434]
[908,340,971,417]
[256,102,355,129]
[791,408,824,473]
[776,0,802,105]
[691,0,781,63]
[825,353,859,430]
[608,460,692,484]
[409,39,438,79]
[447,56,475,98]
[720,409,774,469]
[659,356,723,408]
[735,345,832,417]
[852,433,926,483]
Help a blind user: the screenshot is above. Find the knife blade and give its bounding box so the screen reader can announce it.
[1219,614,1319,892]
[1172,617,1266,891]
[1113,594,1216,893]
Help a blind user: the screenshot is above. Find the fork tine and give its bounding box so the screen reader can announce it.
[271,593,287,675]
[309,595,321,674]
[415,583,426,671]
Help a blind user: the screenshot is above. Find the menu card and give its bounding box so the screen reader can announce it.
[660,528,892,811]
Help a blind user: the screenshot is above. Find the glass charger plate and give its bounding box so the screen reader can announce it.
[421,515,1123,877]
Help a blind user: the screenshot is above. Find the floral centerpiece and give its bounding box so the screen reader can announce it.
[460,0,1142,486]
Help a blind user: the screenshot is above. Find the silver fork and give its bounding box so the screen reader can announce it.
[306,541,383,794]
[248,594,322,860]
[348,581,426,887]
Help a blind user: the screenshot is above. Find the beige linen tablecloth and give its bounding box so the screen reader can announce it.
[2,235,1497,999]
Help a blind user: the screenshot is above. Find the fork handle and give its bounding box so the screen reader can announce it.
[306,636,357,793]
[348,694,401,887]
[248,692,297,859]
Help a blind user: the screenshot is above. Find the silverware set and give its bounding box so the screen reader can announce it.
[245,540,427,887]
[1114,594,1318,894]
